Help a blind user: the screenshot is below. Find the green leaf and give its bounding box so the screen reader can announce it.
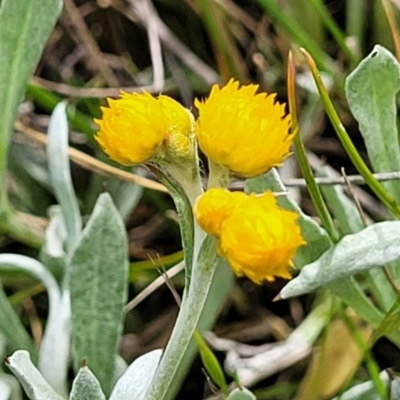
[280,221,400,299]
[109,350,162,400]
[317,165,397,312]
[331,371,390,400]
[0,254,69,362]
[245,170,400,344]
[0,371,23,400]
[316,166,365,235]
[0,254,60,308]
[193,331,227,393]
[38,290,70,398]
[328,278,400,346]
[39,206,67,272]
[0,0,62,186]
[0,254,70,395]
[345,45,400,201]
[69,192,128,396]
[5,350,64,400]
[47,103,82,253]
[0,373,24,400]
[391,376,400,400]
[69,366,106,400]
[0,282,36,360]
[245,169,332,267]
[0,380,11,400]
[226,387,257,400]
[256,0,333,71]
[373,298,400,342]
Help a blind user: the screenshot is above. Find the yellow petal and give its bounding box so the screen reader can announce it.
[218,192,305,283]
[94,92,192,166]
[193,188,246,237]
[194,189,306,284]
[195,79,293,177]
[95,92,167,165]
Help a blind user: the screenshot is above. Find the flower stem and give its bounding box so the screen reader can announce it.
[145,236,219,400]
[145,160,233,399]
[208,160,231,189]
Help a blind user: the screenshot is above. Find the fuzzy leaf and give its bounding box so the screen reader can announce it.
[69,193,128,396]
[280,221,400,299]
[345,45,400,200]
[5,350,64,400]
[69,366,106,400]
[47,103,82,253]
[227,388,257,400]
[109,350,162,400]
[332,371,389,400]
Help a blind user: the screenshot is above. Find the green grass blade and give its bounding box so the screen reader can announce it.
[195,0,247,80]
[26,84,96,138]
[257,0,333,71]
[301,48,400,219]
[287,53,339,243]
[308,0,359,66]
[0,0,62,200]
[0,283,37,360]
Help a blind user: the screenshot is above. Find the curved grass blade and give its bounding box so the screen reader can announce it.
[47,103,82,253]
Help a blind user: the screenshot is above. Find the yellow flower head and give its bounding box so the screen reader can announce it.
[194,189,305,284]
[194,188,246,236]
[95,92,192,165]
[195,79,293,177]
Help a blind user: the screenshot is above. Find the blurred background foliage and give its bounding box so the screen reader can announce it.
[3,0,400,398]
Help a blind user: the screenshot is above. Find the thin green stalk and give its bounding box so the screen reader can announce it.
[26,83,96,138]
[195,0,246,80]
[301,48,400,219]
[287,52,339,243]
[144,152,236,399]
[145,237,217,400]
[287,0,323,46]
[309,0,359,67]
[341,310,388,399]
[1,212,43,248]
[207,161,231,189]
[257,0,333,71]
[145,164,207,399]
[346,0,367,51]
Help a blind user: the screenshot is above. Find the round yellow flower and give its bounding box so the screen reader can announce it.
[193,188,246,236]
[195,79,293,177]
[95,92,192,165]
[194,189,305,284]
